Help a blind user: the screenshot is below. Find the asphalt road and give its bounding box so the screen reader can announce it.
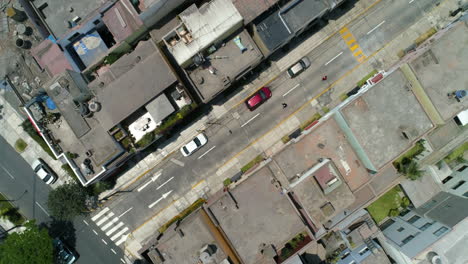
[0,136,125,264]
[93,0,440,243]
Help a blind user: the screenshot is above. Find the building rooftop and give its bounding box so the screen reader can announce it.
[273,118,372,192]
[102,0,143,43]
[154,209,229,264]
[163,0,243,67]
[208,166,306,264]
[408,22,468,121]
[31,39,73,77]
[44,71,123,182]
[187,29,263,102]
[414,191,468,228]
[89,40,178,131]
[30,0,102,38]
[288,159,355,225]
[252,0,329,54]
[231,0,278,25]
[340,70,434,170]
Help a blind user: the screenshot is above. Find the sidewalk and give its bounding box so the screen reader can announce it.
[124,0,464,258]
[0,94,73,186]
[97,0,393,201]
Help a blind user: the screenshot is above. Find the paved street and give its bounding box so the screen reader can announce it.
[0,136,126,264]
[92,0,442,245]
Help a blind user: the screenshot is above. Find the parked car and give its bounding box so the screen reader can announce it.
[287,57,311,78]
[53,238,77,264]
[245,87,272,111]
[180,133,208,157]
[31,158,57,184]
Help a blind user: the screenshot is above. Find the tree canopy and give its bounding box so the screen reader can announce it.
[0,221,53,264]
[47,182,88,220]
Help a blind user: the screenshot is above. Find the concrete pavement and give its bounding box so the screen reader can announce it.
[94,0,464,258]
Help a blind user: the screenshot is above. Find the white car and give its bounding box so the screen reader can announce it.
[180,133,208,157]
[31,158,57,184]
[287,57,311,78]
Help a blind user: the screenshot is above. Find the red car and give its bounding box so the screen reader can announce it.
[245,87,272,111]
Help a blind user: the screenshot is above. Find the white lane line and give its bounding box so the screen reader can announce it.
[325,51,344,66]
[83,220,89,226]
[121,258,126,263]
[148,190,173,208]
[241,113,261,128]
[170,158,185,167]
[197,146,216,160]
[283,84,300,97]
[1,165,15,179]
[409,0,415,3]
[101,239,108,245]
[111,227,129,241]
[156,176,174,190]
[106,222,125,236]
[111,249,117,254]
[118,207,133,218]
[137,172,162,192]
[92,207,110,221]
[367,20,386,35]
[101,217,120,231]
[115,234,129,246]
[93,229,98,235]
[96,212,115,226]
[35,202,50,216]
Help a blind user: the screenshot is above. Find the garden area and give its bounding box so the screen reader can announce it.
[444,142,468,166]
[366,185,411,225]
[275,232,312,263]
[393,139,426,180]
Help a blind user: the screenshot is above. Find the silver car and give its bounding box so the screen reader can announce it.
[31,158,57,184]
[287,57,311,78]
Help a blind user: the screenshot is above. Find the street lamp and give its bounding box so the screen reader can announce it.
[207,122,232,134]
[0,190,28,202]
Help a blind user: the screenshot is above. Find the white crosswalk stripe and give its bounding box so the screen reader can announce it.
[96,212,115,226]
[111,227,129,241]
[106,222,125,236]
[91,208,130,247]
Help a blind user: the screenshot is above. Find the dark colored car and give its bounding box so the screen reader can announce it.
[245,87,272,111]
[54,239,77,264]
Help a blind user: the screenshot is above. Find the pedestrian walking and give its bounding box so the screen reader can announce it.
[322,75,328,81]
[282,103,288,108]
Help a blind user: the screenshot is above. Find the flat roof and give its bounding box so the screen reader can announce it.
[163,0,243,66]
[209,166,305,264]
[155,210,228,264]
[145,94,175,124]
[31,39,73,77]
[415,192,468,228]
[188,30,263,102]
[45,71,122,181]
[231,0,278,24]
[341,70,433,169]
[31,0,102,37]
[102,0,143,43]
[253,0,329,53]
[409,22,468,121]
[290,160,355,224]
[273,118,372,192]
[89,40,177,131]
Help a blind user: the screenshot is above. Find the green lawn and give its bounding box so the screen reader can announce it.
[367,185,404,224]
[444,142,468,164]
[393,140,425,170]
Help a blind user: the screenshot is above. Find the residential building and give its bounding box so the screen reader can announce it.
[438,164,468,198]
[379,192,468,264]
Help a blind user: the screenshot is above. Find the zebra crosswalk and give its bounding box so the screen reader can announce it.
[91,207,130,246]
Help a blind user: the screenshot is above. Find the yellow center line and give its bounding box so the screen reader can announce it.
[192,179,205,190]
[217,40,393,172]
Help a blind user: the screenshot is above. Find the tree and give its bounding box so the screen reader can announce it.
[0,221,53,264]
[47,182,88,220]
[400,159,424,181]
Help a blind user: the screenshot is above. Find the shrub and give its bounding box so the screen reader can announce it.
[401,197,411,208]
[92,181,113,196]
[62,164,78,183]
[281,135,291,144]
[66,152,78,159]
[223,178,232,187]
[21,120,56,159]
[388,208,399,217]
[357,69,378,87]
[300,113,322,131]
[14,138,28,153]
[136,132,155,148]
[241,155,264,173]
[3,207,23,225]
